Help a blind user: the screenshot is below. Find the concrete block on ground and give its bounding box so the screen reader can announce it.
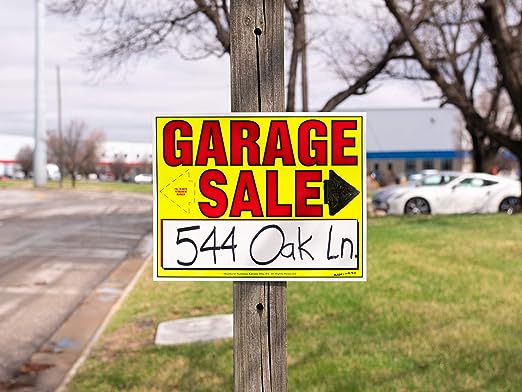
[155,314,233,346]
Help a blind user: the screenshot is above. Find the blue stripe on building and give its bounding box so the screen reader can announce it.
[367,150,470,160]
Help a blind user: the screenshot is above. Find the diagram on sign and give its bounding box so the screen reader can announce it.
[159,170,196,214]
[154,114,366,281]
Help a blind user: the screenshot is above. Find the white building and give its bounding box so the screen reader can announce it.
[100,141,153,166]
[0,136,152,178]
[0,134,34,177]
[360,107,470,176]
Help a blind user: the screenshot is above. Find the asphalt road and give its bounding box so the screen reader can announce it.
[0,189,152,385]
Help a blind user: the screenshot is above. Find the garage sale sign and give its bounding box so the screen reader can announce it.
[154,113,366,281]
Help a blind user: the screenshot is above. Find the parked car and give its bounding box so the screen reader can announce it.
[407,169,440,183]
[382,171,521,215]
[372,170,439,211]
[134,173,153,184]
[373,183,413,211]
[13,171,26,180]
[46,163,61,181]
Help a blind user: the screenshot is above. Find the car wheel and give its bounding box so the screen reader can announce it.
[404,197,431,215]
[498,197,521,215]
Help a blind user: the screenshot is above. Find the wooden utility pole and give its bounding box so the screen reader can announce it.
[230,1,288,391]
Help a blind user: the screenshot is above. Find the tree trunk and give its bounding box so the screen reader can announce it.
[299,0,308,111]
[516,153,522,214]
[286,29,299,112]
[480,1,522,123]
[503,152,522,213]
[469,131,484,172]
[71,172,76,188]
[59,170,63,188]
[301,46,308,111]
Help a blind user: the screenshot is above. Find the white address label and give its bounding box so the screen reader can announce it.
[161,220,359,269]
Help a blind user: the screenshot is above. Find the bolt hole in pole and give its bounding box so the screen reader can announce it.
[256,303,264,311]
[254,27,263,35]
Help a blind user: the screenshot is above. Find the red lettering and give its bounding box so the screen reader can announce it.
[266,171,291,217]
[298,120,327,166]
[262,120,296,166]
[230,120,261,165]
[199,170,228,218]
[195,121,228,166]
[295,171,322,217]
[332,120,357,165]
[230,171,263,217]
[163,120,192,166]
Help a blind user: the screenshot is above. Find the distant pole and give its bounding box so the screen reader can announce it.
[231,1,287,391]
[299,0,308,111]
[56,65,63,188]
[33,0,47,187]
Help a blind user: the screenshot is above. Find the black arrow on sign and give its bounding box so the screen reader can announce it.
[323,170,360,216]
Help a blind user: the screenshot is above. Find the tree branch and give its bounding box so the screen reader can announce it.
[320,31,407,112]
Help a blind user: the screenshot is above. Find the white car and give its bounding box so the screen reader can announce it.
[385,172,521,215]
[134,173,153,184]
[372,170,439,211]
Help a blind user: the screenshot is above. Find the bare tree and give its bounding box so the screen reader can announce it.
[49,0,322,111]
[49,0,395,114]
[49,0,231,70]
[322,0,521,193]
[137,156,152,174]
[285,0,308,111]
[382,0,521,196]
[319,31,408,112]
[47,120,105,187]
[15,146,34,178]
[110,157,130,181]
[480,0,522,141]
[317,1,408,112]
[321,1,495,171]
[475,3,522,178]
[47,128,66,185]
[313,0,520,175]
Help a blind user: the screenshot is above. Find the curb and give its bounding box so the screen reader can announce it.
[21,233,153,392]
[56,253,151,392]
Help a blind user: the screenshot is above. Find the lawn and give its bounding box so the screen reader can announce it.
[0,179,152,193]
[67,214,522,391]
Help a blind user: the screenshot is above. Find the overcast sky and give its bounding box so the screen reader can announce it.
[0,1,436,143]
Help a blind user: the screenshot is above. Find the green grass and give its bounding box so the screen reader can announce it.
[68,214,522,391]
[0,179,152,193]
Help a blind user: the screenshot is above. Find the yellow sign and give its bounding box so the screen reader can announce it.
[154,113,366,281]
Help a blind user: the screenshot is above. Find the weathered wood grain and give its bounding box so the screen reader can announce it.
[230,0,287,391]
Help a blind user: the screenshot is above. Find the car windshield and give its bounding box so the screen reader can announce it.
[420,174,458,186]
